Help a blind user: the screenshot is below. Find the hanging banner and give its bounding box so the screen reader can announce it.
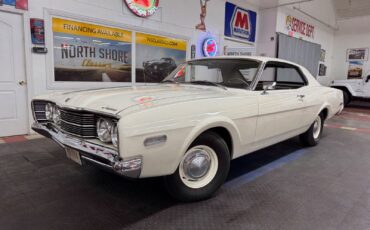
[52,18,132,82]
[285,15,315,39]
[136,32,187,83]
[224,2,257,43]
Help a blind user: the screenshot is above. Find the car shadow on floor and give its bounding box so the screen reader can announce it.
[75,136,305,228]
[0,136,306,230]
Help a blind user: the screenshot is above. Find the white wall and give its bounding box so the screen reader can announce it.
[332,15,370,81]
[27,0,259,98]
[275,1,336,85]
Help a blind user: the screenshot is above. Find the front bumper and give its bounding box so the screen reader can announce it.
[32,122,142,178]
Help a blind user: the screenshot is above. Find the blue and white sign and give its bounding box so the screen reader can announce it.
[224,2,257,43]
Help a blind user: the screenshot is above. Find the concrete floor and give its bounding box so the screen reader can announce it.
[0,105,369,230]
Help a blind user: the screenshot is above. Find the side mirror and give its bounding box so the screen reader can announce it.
[366,75,370,83]
[262,82,276,95]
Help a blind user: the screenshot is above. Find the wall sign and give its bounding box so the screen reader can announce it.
[203,38,218,57]
[1,0,28,10]
[224,2,257,43]
[224,46,255,56]
[124,0,159,17]
[286,15,314,39]
[30,19,45,45]
[135,32,187,83]
[346,48,369,61]
[52,18,132,82]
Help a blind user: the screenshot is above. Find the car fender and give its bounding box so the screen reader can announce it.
[173,115,242,173]
[331,83,356,97]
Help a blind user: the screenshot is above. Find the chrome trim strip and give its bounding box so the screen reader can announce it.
[31,122,142,179]
[33,122,118,162]
[60,120,96,128]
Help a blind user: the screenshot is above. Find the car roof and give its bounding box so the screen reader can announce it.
[191,56,302,68]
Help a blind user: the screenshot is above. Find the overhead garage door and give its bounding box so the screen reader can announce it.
[277,32,321,77]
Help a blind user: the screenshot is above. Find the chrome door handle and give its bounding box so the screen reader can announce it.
[297,94,305,98]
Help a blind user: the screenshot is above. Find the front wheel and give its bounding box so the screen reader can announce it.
[300,114,324,146]
[164,132,230,202]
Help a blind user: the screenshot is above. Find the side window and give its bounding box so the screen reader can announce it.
[255,62,307,91]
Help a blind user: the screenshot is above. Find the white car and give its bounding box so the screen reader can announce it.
[31,57,343,201]
[331,75,370,105]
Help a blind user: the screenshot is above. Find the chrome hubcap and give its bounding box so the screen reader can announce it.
[313,116,322,139]
[179,145,218,189]
[183,150,211,180]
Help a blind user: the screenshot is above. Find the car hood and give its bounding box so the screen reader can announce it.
[41,84,229,115]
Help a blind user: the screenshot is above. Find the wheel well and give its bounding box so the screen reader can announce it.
[332,86,352,98]
[202,127,233,157]
[321,108,329,121]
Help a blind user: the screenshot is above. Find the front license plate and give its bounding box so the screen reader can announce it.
[65,147,82,165]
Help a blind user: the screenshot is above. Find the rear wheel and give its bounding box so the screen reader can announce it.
[300,113,324,146]
[164,132,230,202]
[342,90,351,106]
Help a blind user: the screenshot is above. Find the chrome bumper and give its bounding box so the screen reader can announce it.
[32,122,142,178]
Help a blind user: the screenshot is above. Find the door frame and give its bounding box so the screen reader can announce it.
[0,7,33,135]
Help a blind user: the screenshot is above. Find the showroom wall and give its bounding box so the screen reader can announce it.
[331,15,370,81]
[275,1,336,86]
[27,0,259,97]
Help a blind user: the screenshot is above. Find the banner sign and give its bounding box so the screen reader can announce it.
[136,32,187,83]
[224,2,257,43]
[285,15,314,39]
[52,18,132,82]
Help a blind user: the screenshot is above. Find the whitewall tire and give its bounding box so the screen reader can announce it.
[164,131,230,202]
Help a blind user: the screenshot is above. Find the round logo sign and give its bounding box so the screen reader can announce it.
[202,38,218,57]
[124,0,159,18]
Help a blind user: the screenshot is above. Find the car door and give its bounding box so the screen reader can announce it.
[254,62,308,147]
[363,75,370,97]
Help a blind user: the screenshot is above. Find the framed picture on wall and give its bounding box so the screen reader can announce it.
[319,63,326,76]
[320,49,326,62]
[346,48,369,61]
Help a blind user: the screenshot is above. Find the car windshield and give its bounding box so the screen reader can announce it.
[161,59,261,89]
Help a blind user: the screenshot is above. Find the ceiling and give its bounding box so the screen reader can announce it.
[332,0,370,19]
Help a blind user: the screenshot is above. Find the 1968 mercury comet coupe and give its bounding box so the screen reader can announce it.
[32,57,343,201]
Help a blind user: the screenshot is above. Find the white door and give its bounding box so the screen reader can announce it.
[0,11,28,137]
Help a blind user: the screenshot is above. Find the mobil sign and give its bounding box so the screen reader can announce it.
[224,2,257,43]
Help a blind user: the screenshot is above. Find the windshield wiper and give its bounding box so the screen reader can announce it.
[190,80,227,90]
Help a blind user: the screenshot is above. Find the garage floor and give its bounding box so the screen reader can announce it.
[1,105,370,230]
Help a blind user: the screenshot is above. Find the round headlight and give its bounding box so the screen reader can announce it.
[97,118,114,143]
[52,106,61,124]
[111,125,118,147]
[45,103,54,121]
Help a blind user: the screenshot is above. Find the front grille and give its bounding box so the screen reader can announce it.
[60,109,97,138]
[32,100,48,122]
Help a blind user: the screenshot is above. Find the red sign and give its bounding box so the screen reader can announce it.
[234,11,250,31]
[124,0,159,17]
[286,15,314,38]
